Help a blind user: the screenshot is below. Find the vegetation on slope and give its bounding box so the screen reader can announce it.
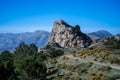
[0,42,63,80]
[0,36,120,80]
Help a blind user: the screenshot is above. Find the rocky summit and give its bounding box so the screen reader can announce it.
[46,19,92,48]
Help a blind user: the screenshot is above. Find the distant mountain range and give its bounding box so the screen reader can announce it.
[87,30,113,40]
[0,29,114,52]
[0,30,50,52]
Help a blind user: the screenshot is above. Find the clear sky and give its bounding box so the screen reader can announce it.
[0,0,120,34]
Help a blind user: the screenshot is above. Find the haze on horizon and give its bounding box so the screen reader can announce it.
[0,0,120,34]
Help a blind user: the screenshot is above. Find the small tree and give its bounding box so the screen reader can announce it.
[14,42,29,56]
[0,51,14,80]
[29,43,38,55]
[74,25,80,32]
[46,48,64,58]
[13,42,47,79]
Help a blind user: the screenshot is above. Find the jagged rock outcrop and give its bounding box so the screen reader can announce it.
[114,34,120,41]
[46,19,92,48]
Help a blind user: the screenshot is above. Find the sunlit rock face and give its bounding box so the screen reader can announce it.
[46,19,92,48]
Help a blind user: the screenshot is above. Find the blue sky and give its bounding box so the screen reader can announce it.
[0,0,120,34]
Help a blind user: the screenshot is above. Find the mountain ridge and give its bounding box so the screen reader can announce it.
[0,20,118,52]
[87,30,113,40]
[0,29,115,52]
[0,30,50,52]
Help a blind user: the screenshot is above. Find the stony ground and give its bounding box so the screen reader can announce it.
[45,48,120,80]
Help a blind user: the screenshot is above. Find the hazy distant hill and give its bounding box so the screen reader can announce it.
[0,30,50,52]
[87,30,113,40]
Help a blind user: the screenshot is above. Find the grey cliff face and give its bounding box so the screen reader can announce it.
[46,19,92,48]
[114,34,120,41]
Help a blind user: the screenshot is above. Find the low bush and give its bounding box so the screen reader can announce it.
[97,71,103,78]
[88,71,96,76]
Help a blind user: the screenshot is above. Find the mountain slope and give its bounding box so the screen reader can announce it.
[87,30,113,40]
[0,30,50,52]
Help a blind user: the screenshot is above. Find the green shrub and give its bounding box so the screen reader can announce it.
[109,58,120,64]
[90,77,98,80]
[71,76,78,80]
[98,66,111,71]
[97,71,103,78]
[46,48,64,58]
[88,71,95,76]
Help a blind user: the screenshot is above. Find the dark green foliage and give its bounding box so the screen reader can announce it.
[103,37,120,49]
[0,50,13,61]
[0,51,15,80]
[13,42,47,79]
[109,58,120,64]
[14,42,38,56]
[74,25,80,32]
[0,42,64,80]
[29,43,38,54]
[0,42,47,80]
[107,75,120,80]
[14,56,46,79]
[46,48,64,58]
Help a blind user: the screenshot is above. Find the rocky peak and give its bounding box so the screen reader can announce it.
[46,19,92,48]
[54,19,71,27]
[55,19,65,24]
